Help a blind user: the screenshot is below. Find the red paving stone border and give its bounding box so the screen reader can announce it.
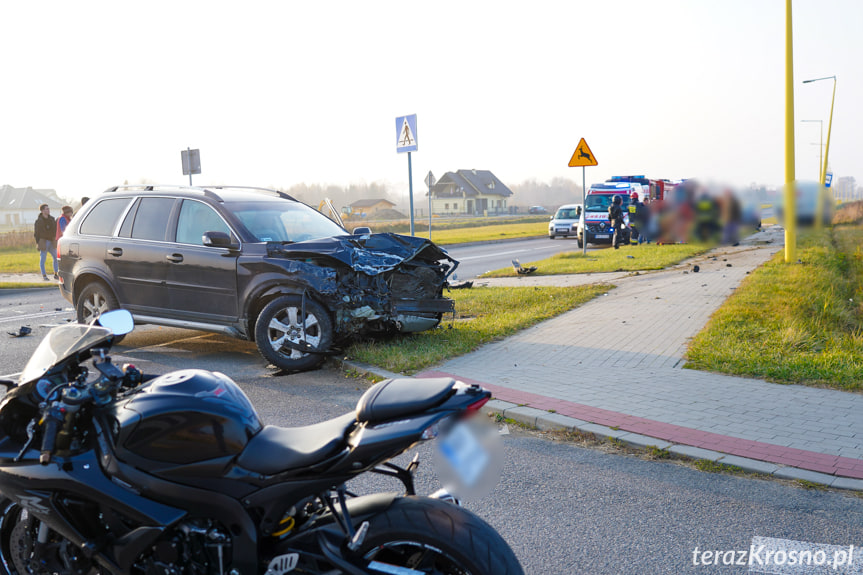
[419,370,863,480]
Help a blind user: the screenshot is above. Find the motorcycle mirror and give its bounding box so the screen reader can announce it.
[96,310,134,336]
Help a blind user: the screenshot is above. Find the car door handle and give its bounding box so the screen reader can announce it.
[166,254,184,263]
[108,248,123,257]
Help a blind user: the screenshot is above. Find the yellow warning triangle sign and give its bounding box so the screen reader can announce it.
[568,138,598,167]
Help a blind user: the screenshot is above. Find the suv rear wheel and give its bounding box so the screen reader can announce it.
[77,282,126,343]
[255,295,333,372]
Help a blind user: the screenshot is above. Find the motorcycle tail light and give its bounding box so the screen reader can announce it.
[465,396,489,415]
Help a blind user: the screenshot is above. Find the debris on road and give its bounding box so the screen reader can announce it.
[512,259,538,275]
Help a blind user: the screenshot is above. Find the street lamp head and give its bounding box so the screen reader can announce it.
[802,75,836,84]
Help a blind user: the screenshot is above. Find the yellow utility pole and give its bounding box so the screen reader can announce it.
[821,77,836,188]
[784,0,796,263]
[803,75,836,229]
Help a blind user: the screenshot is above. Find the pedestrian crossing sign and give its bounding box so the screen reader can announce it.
[396,114,418,153]
[568,138,598,167]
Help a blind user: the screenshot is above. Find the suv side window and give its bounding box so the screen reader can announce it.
[131,197,176,242]
[176,200,233,245]
[79,198,132,237]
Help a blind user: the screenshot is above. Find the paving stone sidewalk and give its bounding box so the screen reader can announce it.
[414,226,863,490]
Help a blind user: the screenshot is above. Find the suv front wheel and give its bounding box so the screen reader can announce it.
[255,295,333,372]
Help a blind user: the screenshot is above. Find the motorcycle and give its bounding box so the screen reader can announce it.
[0,310,523,575]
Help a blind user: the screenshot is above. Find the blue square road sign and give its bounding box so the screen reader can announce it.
[396,114,418,153]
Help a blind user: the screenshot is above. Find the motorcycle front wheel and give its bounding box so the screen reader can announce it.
[0,500,99,575]
[356,496,524,575]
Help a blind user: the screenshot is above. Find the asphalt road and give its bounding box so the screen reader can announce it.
[444,235,593,279]
[2,285,863,573]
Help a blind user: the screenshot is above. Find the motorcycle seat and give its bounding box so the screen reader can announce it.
[236,412,356,475]
[356,377,455,424]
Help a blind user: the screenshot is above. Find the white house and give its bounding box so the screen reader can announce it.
[0,186,66,231]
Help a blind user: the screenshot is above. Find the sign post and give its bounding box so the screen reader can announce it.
[425,170,435,239]
[396,114,418,236]
[568,138,598,255]
[181,148,202,186]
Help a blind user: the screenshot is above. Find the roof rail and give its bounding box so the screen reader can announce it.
[205,186,297,201]
[102,184,223,201]
[101,184,296,202]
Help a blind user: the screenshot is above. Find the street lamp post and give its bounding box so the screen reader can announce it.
[783,0,796,263]
[801,119,822,183]
[802,76,836,228]
[802,75,836,188]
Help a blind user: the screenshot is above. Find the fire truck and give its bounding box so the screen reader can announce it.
[608,175,689,202]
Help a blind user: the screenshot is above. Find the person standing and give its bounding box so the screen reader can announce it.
[34,204,58,281]
[56,205,73,241]
[608,195,624,249]
[627,191,644,245]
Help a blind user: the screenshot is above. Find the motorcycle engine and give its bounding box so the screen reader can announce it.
[138,519,232,575]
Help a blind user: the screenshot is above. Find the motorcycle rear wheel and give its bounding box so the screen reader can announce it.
[0,500,100,575]
[357,497,523,575]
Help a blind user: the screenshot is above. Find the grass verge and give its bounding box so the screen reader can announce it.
[0,248,40,274]
[0,282,54,289]
[480,241,713,277]
[344,284,611,374]
[427,221,548,244]
[362,216,549,240]
[685,223,863,391]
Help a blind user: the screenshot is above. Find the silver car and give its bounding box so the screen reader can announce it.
[548,204,583,242]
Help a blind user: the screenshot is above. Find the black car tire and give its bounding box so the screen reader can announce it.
[76,282,126,343]
[255,295,333,372]
[548,234,555,240]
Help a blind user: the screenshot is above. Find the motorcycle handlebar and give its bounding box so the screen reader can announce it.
[39,406,63,465]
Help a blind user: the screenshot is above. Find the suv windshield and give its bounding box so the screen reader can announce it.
[585,195,631,212]
[227,201,347,242]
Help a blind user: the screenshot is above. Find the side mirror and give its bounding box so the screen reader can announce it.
[96,309,134,336]
[352,226,372,235]
[549,215,554,220]
[203,231,239,249]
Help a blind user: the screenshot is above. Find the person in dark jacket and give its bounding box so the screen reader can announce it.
[608,195,624,249]
[34,204,58,281]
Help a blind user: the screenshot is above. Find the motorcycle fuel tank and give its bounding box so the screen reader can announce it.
[111,369,263,465]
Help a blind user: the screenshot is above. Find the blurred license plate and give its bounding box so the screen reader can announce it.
[439,422,489,487]
[595,234,609,239]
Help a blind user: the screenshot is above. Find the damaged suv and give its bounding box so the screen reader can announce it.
[57,186,458,372]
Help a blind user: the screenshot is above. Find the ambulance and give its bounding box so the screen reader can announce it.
[580,182,645,246]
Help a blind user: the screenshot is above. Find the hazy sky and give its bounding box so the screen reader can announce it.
[1,1,859,201]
